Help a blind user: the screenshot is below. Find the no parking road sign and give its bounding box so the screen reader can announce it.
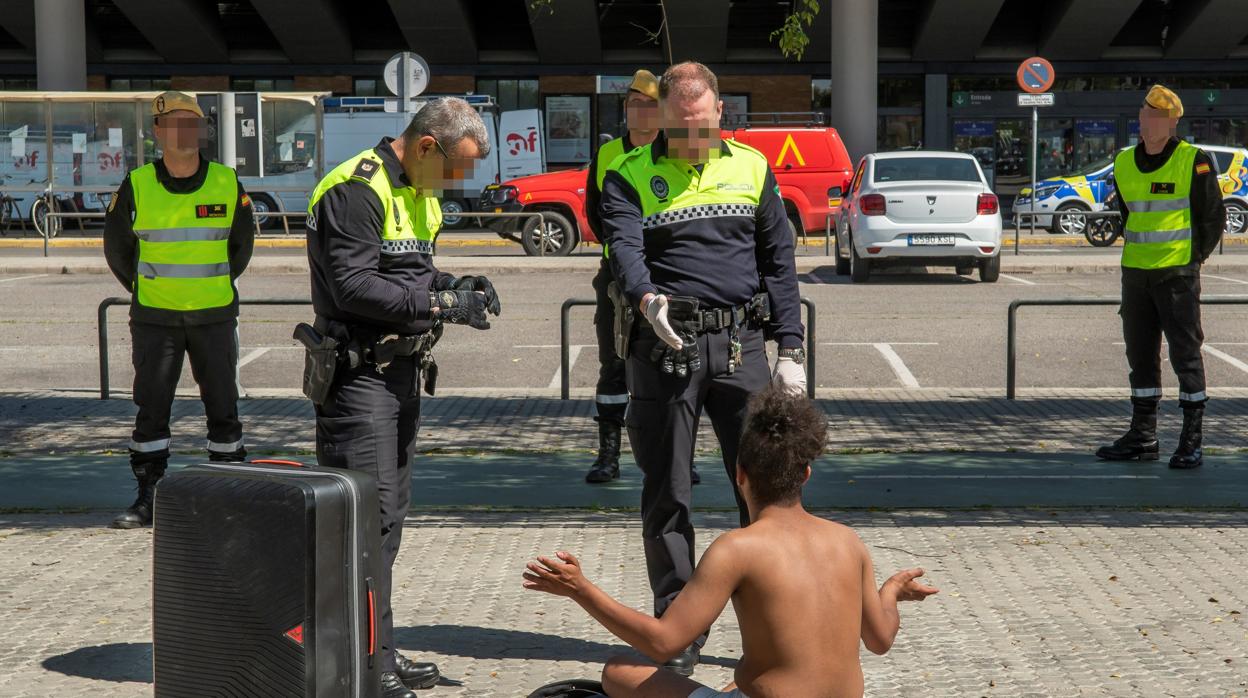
[1017,56,1055,94]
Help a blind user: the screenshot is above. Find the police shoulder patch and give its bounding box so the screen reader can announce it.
[352,159,379,181]
[650,175,669,199]
[1195,162,1212,175]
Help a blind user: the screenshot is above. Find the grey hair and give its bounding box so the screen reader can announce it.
[403,97,491,158]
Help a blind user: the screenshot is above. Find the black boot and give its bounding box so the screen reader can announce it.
[1169,406,1203,470]
[208,446,247,463]
[381,672,417,698]
[393,652,440,690]
[111,461,165,529]
[1096,399,1160,461]
[663,645,700,677]
[585,420,622,484]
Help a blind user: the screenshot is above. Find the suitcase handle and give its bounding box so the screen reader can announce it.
[249,459,306,468]
[366,577,377,665]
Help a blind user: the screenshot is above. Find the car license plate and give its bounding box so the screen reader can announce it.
[909,234,956,246]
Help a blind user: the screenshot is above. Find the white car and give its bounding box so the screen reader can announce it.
[834,151,1003,283]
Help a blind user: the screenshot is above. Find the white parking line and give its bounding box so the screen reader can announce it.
[1202,345,1248,374]
[873,343,921,388]
[821,342,939,346]
[1000,273,1037,286]
[0,274,48,283]
[1202,274,1248,285]
[238,348,270,368]
[516,344,592,390]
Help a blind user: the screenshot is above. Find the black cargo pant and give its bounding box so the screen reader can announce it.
[592,260,629,425]
[129,320,244,472]
[315,356,421,673]
[1121,272,1207,408]
[626,323,769,649]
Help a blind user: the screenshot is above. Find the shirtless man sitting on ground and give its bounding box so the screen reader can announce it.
[523,384,939,698]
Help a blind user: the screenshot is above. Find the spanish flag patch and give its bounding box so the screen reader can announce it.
[1196,163,1211,175]
[240,193,252,207]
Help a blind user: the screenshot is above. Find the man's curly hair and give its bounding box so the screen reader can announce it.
[738,384,827,506]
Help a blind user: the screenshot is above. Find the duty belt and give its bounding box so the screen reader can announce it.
[682,304,751,333]
[314,317,439,370]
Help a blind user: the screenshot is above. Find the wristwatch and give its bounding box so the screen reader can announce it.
[778,347,806,365]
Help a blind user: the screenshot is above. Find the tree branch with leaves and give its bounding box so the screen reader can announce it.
[528,0,818,62]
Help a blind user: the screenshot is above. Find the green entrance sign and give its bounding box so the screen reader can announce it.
[1203,89,1221,105]
[953,91,970,108]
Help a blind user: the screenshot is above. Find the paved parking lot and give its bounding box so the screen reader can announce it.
[4,264,1248,396]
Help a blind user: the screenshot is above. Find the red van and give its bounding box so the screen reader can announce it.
[479,122,854,256]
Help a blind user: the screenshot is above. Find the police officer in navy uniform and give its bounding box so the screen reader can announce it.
[1097,85,1224,469]
[305,98,499,698]
[104,91,254,529]
[599,62,806,675]
[582,69,666,484]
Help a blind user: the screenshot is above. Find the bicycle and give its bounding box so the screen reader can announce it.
[30,188,88,239]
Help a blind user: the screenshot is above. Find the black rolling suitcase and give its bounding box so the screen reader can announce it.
[152,459,382,698]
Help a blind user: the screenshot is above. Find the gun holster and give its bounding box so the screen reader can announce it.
[608,281,635,360]
[294,322,339,406]
[748,293,771,324]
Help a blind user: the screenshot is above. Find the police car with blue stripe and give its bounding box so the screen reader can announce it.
[1013,143,1248,236]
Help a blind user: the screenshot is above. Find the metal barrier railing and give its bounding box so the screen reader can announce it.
[1006,295,1248,399]
[559,296,818,400]
[97,297,311,400]
[822,212,836,256]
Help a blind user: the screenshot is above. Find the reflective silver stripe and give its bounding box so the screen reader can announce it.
[1179,391,1207,402]
[134,227,231,243]
[137,261,231,278]
[130,438,170,453]
[1125,199,1190,213]
[642,203,757,230]
[595,394,630,404]
[1131,388,1163,398]
[381,238,434,255]
[1124,228,1191,244]
[207,438,245,453]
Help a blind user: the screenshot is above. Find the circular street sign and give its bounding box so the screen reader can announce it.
[1017,57,1055,94]
[383,52,431,98]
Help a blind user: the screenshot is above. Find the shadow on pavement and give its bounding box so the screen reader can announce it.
[42,642,152,683]
[396,624,737,669]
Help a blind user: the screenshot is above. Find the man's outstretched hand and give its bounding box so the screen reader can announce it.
[883,568,940,602]
[523,551,592,598]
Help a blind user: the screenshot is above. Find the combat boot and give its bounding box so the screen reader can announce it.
[1096,399,1159,461]
[208,446,247,463]
[1169,406,1203,470]
[585,421,621,484]
[112,461,165,529]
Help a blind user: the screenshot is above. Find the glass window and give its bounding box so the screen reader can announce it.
[872,156,982,183]
[1037,118,1074,179]
[812,79,831,113]
[952,120,996,188]
[232,78,255,92]
[596,94,625,147]
[88,101,138,188]
[354,79,378,96]
[50,102,92,187]
[879,77,922,109]
[109,78,131,91]
[0,101,48,187]
[262,98,317,180]
[1073,119,1118,171]
[878,115,922,151]
[477,79,539,113]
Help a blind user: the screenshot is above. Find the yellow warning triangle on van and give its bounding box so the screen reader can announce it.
[775,133,806,168]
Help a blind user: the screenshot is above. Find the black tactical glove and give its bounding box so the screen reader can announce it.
[453,275,501,316]
[431,290,491,330]
[649,331,701,377]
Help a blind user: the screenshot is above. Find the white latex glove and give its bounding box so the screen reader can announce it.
[643,294,683,350]
[772,356,807,395]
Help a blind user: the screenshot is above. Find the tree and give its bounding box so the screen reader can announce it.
[528,0,819,62]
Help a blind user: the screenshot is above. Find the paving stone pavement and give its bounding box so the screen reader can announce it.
[3,388,1247,458]
[0,510,1245,697]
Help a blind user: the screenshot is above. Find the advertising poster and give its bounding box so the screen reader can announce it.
[545,95,591,163]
